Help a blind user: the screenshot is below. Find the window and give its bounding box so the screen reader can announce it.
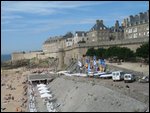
[147,31,149,36]
[136,22,138,25]
[133,28,137,32]
[133,33,137,38]
[82,33,84,37]
[146,26,149,30]
[144,32,146,35]
[139,33,141,36]
[128,29,132,33]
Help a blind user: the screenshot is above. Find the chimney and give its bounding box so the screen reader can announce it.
[96,20,100,24]
[139,12,143,23]
[115,20,119,31]
[100,20,103,24]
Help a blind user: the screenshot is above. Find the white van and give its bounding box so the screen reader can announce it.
[112,71,125,81]
[124,74,136,83]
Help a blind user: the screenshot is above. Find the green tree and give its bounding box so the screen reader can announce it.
[95,48,107,59]
[105,46,119,58]
[117,47,135,61]
[136,42,149,59]
[105,46,135,61]
[86,48,96,56]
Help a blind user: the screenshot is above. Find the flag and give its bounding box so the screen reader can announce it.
[102,60,106,67]
[93,56,97,66]
[93,60,97,66]
[78,61,82,67]
[99,59,103,65]
[93,56,96,60]
[88,63,91,73]
[85,58,89,64]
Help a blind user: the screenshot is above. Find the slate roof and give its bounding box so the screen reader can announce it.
[109,26,124,32]
[63,32,74,39]
[90,20,108,31]
[75,31,87,37]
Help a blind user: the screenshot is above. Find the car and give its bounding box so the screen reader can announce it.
[124,74,136,83]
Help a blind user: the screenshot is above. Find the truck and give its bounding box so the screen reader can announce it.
[112,71,125,81]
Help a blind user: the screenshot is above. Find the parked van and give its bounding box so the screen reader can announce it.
[124,74,136,83]
[112,71,125,81]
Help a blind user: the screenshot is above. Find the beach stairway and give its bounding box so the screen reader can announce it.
[48,58,59,71]
[69,61,80,73]
[65,61,73,71]
[65,60,76,71]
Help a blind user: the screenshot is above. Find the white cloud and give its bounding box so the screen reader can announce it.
[2,15,23,20]
[1,1,111,15]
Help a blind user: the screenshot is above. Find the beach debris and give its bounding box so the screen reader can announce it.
[94,97,98,101]
[1,107,6,111]
[125,85,130,88]
[12,96,14,100]
[1,83,5,86]
[139,75,149,83]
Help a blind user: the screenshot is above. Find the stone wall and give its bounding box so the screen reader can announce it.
[12,37,149,70]
[43,38,65,53]
[63,37,149,66]
[11,51,43,61]
[78,37,149,52]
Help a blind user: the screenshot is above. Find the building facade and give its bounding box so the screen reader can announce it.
[74,31,87,44]
[87,20,110,43]
[123,10,149,39]
[63,32,74,47]
[109,20,124,40]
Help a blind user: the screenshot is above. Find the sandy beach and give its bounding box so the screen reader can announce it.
[1,61,149,112]
[1,67,29,112]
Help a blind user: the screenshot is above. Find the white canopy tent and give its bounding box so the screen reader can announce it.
[40,93,52,98]
[38,86,48,91]
[39,89,50,94]
[37,84,46,87]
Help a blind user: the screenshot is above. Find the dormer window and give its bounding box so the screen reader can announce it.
[82,33,84,37]
[76,33,78,37]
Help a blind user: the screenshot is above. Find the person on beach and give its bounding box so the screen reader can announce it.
[16,107,19,112]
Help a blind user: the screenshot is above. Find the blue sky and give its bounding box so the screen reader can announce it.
[1,1,149,54]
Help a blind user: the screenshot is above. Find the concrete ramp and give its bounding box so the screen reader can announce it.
[48,77,147,112]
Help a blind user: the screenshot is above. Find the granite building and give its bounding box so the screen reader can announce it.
[74,31,87,44]
[86,20,110,43]
[63,32,74,47]
[123,10,149,39]
[109,20,124,40]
